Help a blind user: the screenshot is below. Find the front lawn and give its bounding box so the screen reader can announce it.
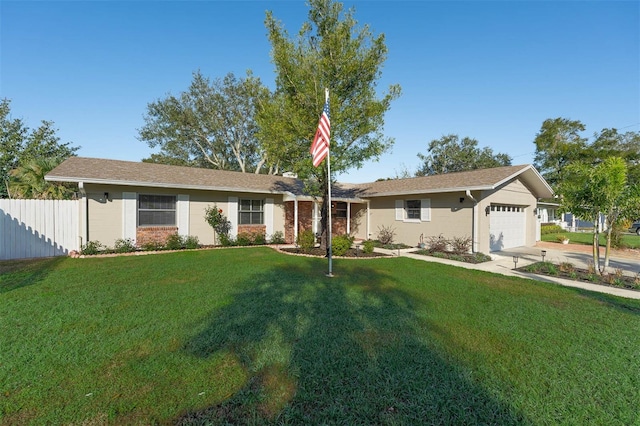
[2,248,639,424]
[542,231,640,249]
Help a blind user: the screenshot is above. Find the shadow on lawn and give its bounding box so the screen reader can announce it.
[177,262,529,425]
[0,256,65,294]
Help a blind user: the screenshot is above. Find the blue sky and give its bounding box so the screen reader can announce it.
[2,1,638,183]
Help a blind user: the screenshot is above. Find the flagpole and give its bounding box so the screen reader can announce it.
[325,88,333,277]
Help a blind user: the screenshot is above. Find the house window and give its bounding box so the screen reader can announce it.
[333,202,348,218]
[395,198,431,222]
[239,199,264,225]
[405,200,421,219]
[138,194,176,226]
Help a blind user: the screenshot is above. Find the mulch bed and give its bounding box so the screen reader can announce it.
[412,249,492,264]
[516,262,640,292]
[279,247,388,258]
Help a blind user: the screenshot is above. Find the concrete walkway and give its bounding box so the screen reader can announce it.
[376,243,640,300]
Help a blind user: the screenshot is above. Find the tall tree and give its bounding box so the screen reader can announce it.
[415,134,511,177]
[533,118,589,188]
[261,0,401,247]
[557,157,638,273]
[138,71,276,174]
[588,128,640,186]
[0,99,78,199]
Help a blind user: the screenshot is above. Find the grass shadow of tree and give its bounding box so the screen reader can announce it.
[177,261,529,425]
[0,256,65,294]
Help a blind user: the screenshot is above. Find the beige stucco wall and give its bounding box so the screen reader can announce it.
[82,184,286,248]
[85,184,123,247]
[367,192,473,247]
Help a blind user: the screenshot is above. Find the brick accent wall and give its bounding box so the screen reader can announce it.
[284,201,314,243]
[136,226,178,247]
[237,224,266,240]
[332,217,347,235]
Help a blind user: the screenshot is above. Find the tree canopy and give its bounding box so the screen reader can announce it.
[533,117,640,188]
[138,71,276,174]
[261,0,401,178]
[1,99,79,199]
[261,0,401,247]
[415,134,512,176]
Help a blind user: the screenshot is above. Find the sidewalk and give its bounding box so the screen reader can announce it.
[376,243,640,300]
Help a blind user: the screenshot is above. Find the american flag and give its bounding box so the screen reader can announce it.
[310,101,330,167]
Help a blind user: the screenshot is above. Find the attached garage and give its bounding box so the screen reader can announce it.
[489,205,526,251]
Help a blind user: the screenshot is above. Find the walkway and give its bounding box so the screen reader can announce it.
[376,242,640,300]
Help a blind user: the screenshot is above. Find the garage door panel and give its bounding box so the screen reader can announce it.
[490,205,525,251]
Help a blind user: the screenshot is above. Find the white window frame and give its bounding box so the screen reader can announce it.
[395,198,431,222]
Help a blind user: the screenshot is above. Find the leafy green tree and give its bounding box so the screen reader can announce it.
[0,99,78,198]
[8,157,75,200]
[261,0,401,247]
[415,134,511,176]
[588,128,640,186]
[558,157,638,272]
[533,118,589,188]
[138,71,276,174]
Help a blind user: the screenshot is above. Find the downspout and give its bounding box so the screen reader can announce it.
[466,190,479,253]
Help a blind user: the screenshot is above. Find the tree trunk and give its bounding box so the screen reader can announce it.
[592,218,601,274]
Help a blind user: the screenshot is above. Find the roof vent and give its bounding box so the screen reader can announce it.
[282,172,298,178]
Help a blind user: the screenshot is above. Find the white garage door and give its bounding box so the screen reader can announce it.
[489,205,526,251]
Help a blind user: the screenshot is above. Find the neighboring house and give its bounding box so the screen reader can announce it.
[45,157,553,253]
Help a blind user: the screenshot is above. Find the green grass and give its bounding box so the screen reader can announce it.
[2,248,640,424]
[542,231,640,248]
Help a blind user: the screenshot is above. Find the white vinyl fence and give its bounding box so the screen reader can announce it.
[0,199,80,260]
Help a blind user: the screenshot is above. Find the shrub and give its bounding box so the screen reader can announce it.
[426,234,449,252]
[252,232,267,245]
[183,235,200,249]
[142,241,164,251]
[470,252,491,263]
[377,225,396,245]
[450,236,472,254]
[235,232,253,246]
[165,233,184,250]
[556,235,569,243]
[113,238,136,253]
[81,240,104,255]
[296,230,316,250]
[332,234,354,256]
[559,262,574,273]
[541,224,563,235]
[204,204,232,245]
[269,231,286,244]
[219,235,235,246]
[362,239,375,254]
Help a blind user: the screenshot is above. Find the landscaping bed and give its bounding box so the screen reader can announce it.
[279,247,388,258]
[413,249,492,264]
[517,261,640,291]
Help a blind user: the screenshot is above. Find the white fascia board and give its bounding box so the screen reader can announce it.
[44,176,286,195]
[364,185,495,198]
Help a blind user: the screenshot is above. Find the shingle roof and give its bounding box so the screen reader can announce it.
[351,165,551,197]
[46,157,553,200]
[46,157,306,195]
